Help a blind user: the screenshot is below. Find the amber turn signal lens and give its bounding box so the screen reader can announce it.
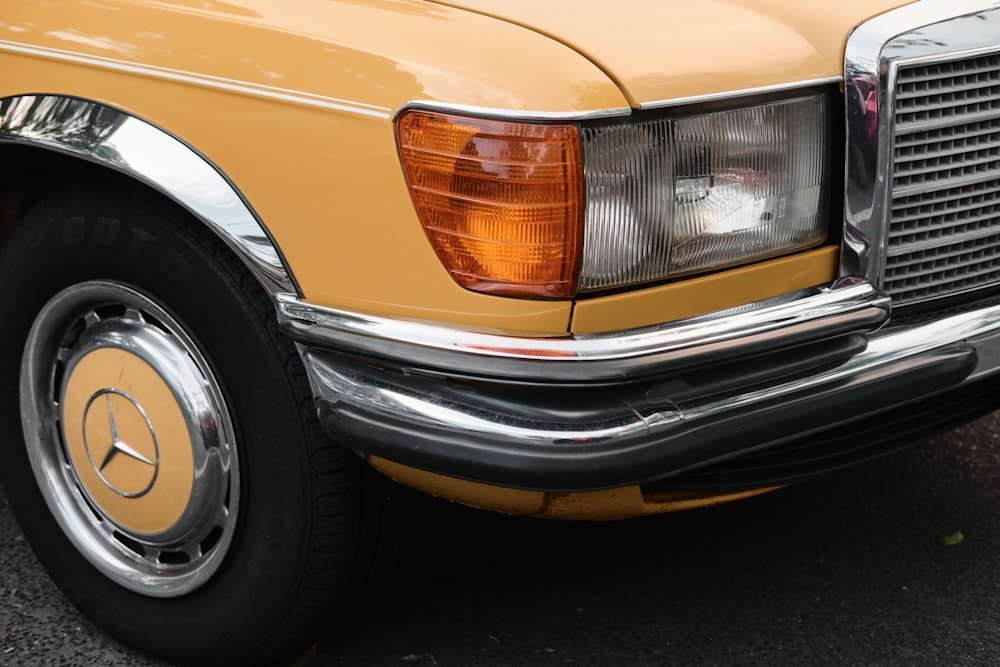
[396,110,583,299]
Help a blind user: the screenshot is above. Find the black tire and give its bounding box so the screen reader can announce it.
[0,178,390,665]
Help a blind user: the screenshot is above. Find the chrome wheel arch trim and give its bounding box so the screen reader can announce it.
[0,94,296,295]
[842,0,1000,287]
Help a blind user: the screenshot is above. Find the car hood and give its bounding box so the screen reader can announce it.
[425,0,913,106]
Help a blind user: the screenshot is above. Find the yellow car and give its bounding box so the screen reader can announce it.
[1,0,998,663]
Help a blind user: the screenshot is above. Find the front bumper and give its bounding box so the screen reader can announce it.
[277,279,1000,492]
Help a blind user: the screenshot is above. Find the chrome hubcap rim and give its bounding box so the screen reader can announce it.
[21,281,239,597]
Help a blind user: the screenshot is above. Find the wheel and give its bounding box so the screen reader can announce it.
[0,178,392,665]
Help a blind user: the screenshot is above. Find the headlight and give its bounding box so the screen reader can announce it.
[396,92,830,299]
[396,111,583,299]
[580,94,830,292]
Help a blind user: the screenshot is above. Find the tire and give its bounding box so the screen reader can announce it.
[0,178,390,665]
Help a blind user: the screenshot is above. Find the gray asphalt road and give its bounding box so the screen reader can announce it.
[3,413,999,666]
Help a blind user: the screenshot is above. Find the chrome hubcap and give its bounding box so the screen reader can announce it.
[21,281,239,597]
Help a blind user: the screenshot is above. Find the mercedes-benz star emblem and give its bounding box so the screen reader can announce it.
[82,388,160,498]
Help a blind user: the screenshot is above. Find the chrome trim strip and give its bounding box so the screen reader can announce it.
[393,78,844,123]
[896,106,1000,136]
[886,225,1000,256]
[314,300,995,440]
[637,77,843,111]
[305,349,659,446]
[842,0,1000,286]
[0,95,295,294]
[277,279,891,382]
[392,100,632,122]
[0,40,391,119]
[302,294,1000,488]
[687,298,1000,421]
[891,169,1000,199]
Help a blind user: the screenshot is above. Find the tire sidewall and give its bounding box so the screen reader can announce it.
[0,186,344,663]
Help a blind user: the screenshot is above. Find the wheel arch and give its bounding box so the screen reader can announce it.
[0,94,297,296]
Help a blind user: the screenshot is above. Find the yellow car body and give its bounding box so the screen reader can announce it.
[2,0,999,663]
[1,0,897,333]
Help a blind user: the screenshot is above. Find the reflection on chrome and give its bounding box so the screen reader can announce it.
[21,281,239,597]
[0,94,294,294]
[842,0,1000,287]
[305,351,663,446]
[304,293,1000,460]
[278,280,891,382]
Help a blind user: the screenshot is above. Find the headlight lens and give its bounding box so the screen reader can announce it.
[396,93,829,299]
[396,111,583,299]
[580,94,829,292]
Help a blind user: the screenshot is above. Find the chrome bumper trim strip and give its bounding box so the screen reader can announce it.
[277,280,890,383]
[301,297,1000,490]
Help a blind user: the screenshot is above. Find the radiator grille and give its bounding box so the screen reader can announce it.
[885,51,1000,306]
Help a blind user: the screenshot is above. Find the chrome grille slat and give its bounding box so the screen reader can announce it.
[894,53,1000,137]
[893,147,1000,180]
[894,109,1000,136]
[896,84,1000,111]
[892,169,1000,199]
[895,92,1000,119]
[888,223,1000,256]
[884,244,1000,302]
[893,126,1000,169]
[895,56,1000,87]
[886,49,1000,307]
[897,77,1000,99]
[885,235,1000,270]
[895,121,1000,150]
[891,186,1000,227]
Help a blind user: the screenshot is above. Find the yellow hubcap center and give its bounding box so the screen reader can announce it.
[61,347,194,535]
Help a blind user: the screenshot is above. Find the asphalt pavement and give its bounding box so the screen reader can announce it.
[2,413,999,666]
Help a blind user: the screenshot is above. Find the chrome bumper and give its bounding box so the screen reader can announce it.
[276,280,1000,491]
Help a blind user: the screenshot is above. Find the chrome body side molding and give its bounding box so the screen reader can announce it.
[0,94,295,295]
